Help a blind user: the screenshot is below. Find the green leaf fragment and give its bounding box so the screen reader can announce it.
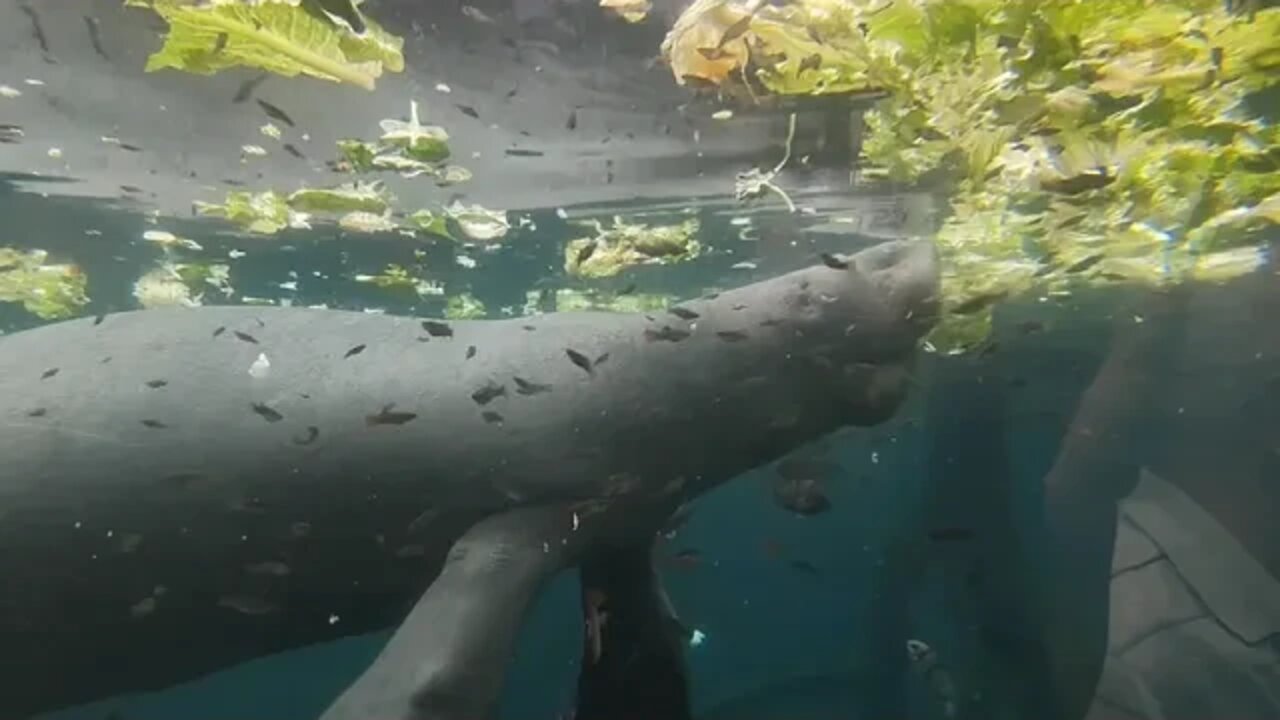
[338,211,397,233]
[444,202,510,242]
[380,100,451,162]
[124,0,404,90]
[564,217,701,279]
[445,293,487,319]
[286,182,391,214]
[195,190,307,234]
[337,139,378,172]
[407,210,456,240]
[0,248,89,319]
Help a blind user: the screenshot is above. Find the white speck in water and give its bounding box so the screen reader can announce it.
[556,207,568,219]
[24,78,44,86]
[689,629,706,647]
[543,542,550,553]
[329,614,340,625]
[730,261,758,270]
[1133,314,1145,324]
[248,352,271,379]
[241,535,248,541]
[435,83,452,93]
[871,451,880,464]
[228,249,246,259]
[106,530,113,538]
[0,85,21,98]
[455,255,477,269]
[278,281,297,291]
[74,521,82,529]
[47,147,62,159]
[571,512,580,531]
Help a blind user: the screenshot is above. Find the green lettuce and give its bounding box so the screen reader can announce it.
[126,0,404,90]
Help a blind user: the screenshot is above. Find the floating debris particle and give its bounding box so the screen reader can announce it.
[142,230,203,251]
[260,123,282,140]
[248,352,270,378]
[435,82,452,94]
[731,261,757,270]
[711,109,734,120]
[0,85,20,98]
[47,147,62,159]
[130,596,157,619]
[218,595,277,616]
[241,144,268,157]
[461,5,496,23]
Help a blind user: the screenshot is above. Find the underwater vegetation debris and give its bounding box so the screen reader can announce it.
[564,216,701,278]
[0,248,88,320]
[125,0,404,91]
[646,0,1280,352]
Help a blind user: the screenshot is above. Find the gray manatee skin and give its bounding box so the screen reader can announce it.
[0,238,939,719]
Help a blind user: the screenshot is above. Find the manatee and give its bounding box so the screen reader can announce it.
[0,239,939,719]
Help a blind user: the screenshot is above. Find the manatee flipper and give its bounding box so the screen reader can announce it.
[575,540,692,720]
[319,505,580,720]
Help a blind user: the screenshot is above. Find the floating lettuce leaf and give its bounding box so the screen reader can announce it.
[407,209,456,240]
[380,100,451,162]
[600,0,652,23]
[444,202,510,242]
[435,165,473,187]
[445,292,487,319]
[353,264,441,297]
[564,216,701,278]
[125,0,404,91]
[654,0,1280,353]
[0,248,89,319]
[133,264,199,309]
[195,189,309,234]
[287,182,391,213]
[336,139,378,172]
[338,210,397,233]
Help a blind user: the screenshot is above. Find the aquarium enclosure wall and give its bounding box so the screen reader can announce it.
[1,1,1278,719]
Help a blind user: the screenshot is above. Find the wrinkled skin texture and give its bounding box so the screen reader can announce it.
[0,239,938,719]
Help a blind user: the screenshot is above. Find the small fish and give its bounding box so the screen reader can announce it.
[120,185,144,194]
[470,381,507,405]
[283,143,306,160]
[618,283,636,295]
[671,548,702,566]
[566,348,593,374]
[461,5,496,23]
[140,419,168,429]
[212,325,226,338]
[144,379,168,389]
[250,402,284,423]
[819,252,849,270]
[951,291,1006,316]
[513,376,551,396]
[797,53,822,74]
[232,72,268,103]
[505,85,519,99]
[84,16,109,60]
[465,345,477,359]
[505,148,545,157]
[594,352,610,366]
[256,99,295,127]
[1064,253,1104,274]
[244,561,291,577]
[344,343,367,358]
[292,426,320,445]
[455,104,480,120]
[233,330,259,344]
[644,326,691,343]
[481,411,504,424]
[719,12,755,46]
[19,3,51,57]
[91,314,106,325]
[26,408,47,418]
[420,320,453,338]
[366,403,417,426]
[212,31,228,54]
[928,527,976,543]
[716,330,748,342]
[668,306,699,320]
[40,367,59,380]
[772,477,831,516]
[574,241,598,267]
[217,595,277,616]
[789,559,821,575]
[566,109,577,131]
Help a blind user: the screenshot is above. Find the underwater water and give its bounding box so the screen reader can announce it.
[3,1,1280,720]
